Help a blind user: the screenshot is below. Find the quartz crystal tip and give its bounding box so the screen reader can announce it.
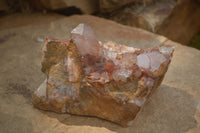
[70,23,100,56]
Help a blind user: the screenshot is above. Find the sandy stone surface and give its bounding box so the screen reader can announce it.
[0,14,200,133]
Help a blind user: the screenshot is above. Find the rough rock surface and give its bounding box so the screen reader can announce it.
[99,0,137,13]
[156,0,200,45]
[0,13,64,30]
[0,14,200,132]
[110,0,176,32]
[0,0,8,11]
[39,0,67,10]
[33,24,174,126]
[63,0,99,14]
[38,0,98,14]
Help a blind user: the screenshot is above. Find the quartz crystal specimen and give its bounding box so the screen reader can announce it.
[33,23,175,126]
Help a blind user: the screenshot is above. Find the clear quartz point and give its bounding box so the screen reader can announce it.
[71,23,100,56]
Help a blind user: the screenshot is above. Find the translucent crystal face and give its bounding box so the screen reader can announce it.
[137,51,167,72]
[137,54,150,69]
[71,23,100,56]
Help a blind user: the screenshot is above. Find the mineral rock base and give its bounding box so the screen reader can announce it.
[33,23,174,126]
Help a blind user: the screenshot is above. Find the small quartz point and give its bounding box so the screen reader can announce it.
[33,24,175,127]
[71,23,100,56]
